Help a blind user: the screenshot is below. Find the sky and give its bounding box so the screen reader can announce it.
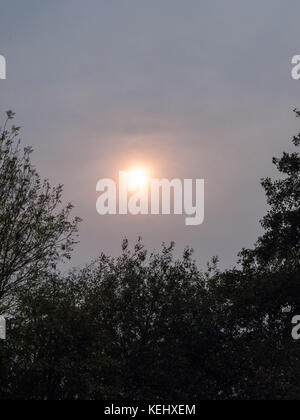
[0,0,300,269]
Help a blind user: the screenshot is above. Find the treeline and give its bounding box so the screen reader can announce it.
[0,110,299,400]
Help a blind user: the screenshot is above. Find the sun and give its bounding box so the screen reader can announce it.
[128,168,148,190]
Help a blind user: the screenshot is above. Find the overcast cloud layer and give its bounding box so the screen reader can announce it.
[1,0,300,269]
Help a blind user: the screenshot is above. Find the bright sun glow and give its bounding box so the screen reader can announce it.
[128,168,148,190]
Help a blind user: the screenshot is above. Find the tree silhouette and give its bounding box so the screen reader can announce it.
[0,110,299,400]
[0,112,80,312]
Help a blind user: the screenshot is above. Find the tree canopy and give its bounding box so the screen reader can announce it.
[0,111,80,312]
[0,110,299,400]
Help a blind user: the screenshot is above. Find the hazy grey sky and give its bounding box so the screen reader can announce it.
[1,0,300,269]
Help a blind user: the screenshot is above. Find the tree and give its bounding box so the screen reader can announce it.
[211,108,300,399]
[0,112,80,311]
[0,109,299,400]
[240,109,299,271]
[0,241,203,399]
